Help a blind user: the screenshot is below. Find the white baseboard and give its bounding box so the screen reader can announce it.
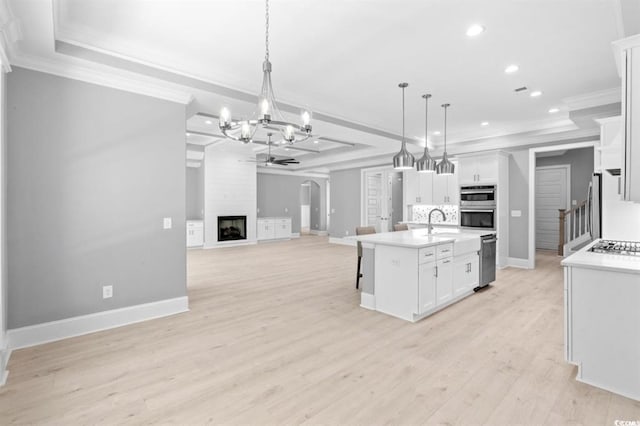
[203,240,257,249]
[329,237,357,247]
[309,230,328,236]
[506,257,531,269]
[7,296,189,351]
[360,292,376,310]
[291,232,300,238]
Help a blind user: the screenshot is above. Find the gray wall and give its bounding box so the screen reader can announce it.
[7,67,187,328]
[256,173,327,233]
[536,147,594,204]
[1,70,6,342]
[186,166,204,220]
[308,180,322,231]
[329,168,361,237]
[508,150,530,259]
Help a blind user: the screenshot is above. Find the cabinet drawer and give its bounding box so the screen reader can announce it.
[437,243,454,259]
[418,246,437,264]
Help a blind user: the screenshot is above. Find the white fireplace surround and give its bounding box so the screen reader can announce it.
[203,143,257,248]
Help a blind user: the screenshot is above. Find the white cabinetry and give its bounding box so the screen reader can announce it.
[453,254,479,296]
[257,217,292,241]
[614,35,640,202]
[375,241,475,322]
[403,165,458,205]
[186,220,204,247]
[458,154,500,184]
[595,116,623,173]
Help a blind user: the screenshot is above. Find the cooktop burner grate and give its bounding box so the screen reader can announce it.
[589,240,640,256]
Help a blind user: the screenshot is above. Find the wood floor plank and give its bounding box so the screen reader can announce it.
[1,236,639,424]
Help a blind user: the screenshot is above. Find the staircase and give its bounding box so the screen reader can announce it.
[558,200,592,256]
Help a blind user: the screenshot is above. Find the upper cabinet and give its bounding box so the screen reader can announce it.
[403,162,458,206]
[458,155,500,184]
[595,116,622,173]
[614,35,640,202]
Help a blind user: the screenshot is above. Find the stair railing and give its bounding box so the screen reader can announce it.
[558,200,588,255]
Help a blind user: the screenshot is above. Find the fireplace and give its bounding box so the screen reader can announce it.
[217,216,247,241]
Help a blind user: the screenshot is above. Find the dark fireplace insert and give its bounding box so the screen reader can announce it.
[217,216,247,241]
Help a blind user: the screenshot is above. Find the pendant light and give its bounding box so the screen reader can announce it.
[436,103,455,175]
[416,93,437,173]
[393,83,415,170]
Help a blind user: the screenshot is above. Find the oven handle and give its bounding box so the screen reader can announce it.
[460,209,495,213]
[460,190,495,194]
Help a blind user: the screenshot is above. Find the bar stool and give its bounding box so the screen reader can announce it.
[355,226,376,289]
[393,223,409,231]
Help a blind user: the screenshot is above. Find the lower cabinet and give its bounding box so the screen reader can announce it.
[435,257,454,305]
[186,220,204,247]
[257,217,292,241]
[453,254,479,296]
[418,263,436,314]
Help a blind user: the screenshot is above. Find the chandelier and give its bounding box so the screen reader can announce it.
[218,0,312,144]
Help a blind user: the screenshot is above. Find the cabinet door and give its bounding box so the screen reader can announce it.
[447,173,460,205]
[404,170,419,204]
[476,156,498,183]
[432,174,448,204]
[275,219,291,238]
[417,172,434,204]
[418,262,437,314]
[453,254,479,296]
[436,258,454,305]
[257,220,268,240]
[457,158,477,184]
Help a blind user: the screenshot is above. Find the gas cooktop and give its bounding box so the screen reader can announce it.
[589,240,640,256]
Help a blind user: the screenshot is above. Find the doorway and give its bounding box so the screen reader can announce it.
[300,180,321,234]
[360,167,403,232]
[535,165,570,250]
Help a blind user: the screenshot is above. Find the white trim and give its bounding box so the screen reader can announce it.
[309,230,328,236]
[0,340,9,386]
[360,292,376,310]
[329,237,357,247]
[506,257,531,269]
[7,296,189,350]
[563,87,621,111]
[257,168,329,179]
[11,53,194,105]
[291,232,300,238]
[528,141,597,269]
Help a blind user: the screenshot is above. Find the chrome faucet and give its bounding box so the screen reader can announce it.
[428,208,446,234]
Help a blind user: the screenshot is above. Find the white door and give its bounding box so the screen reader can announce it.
[364,170,392,232]
[535,166,569,250]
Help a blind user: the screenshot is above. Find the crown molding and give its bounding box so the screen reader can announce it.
[257,168,329,179]
[0,0,21,71]
[11,52,194,105]
[563,87,621,111]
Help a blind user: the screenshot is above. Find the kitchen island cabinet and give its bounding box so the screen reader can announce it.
[562,241,640,401]
[354,230,480,322]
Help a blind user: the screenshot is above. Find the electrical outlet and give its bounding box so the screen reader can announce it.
[102,285,113,299]
[345,230,349,235]
[284,207,288,213]
[572,200,577,206]
[331,208,336,214]
[163,217,172,229]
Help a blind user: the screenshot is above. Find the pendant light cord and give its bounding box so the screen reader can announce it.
[265,0,270,61]
[424,94,430,154]
[443,104,448,152]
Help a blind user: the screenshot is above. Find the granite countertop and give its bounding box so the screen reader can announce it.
[350,229,480,249]
[561,240,640,274]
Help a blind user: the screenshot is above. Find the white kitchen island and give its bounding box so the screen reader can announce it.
[354,229,481,322]
[562,241,640,401]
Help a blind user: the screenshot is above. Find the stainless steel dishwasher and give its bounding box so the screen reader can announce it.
[474,233,497,291]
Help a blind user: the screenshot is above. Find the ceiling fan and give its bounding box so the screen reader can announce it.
[244,133,300,166]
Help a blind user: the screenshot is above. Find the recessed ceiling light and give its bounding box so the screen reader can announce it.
[481,121,489,126]
[433,131,441,135]
[314,140,319,144]
[504,64,519,74]
[548,107,560,113]
[186,132,191,136]
[530,91,542,97]
[466,24,485,37]
[205,120,212,125]
[284,148,289,151]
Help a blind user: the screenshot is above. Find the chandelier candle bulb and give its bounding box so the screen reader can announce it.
[220,108,231,128]
[241,122,252,142]
[302,111,311,126]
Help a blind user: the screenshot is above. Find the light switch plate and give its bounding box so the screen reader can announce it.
[102,285,113,299]
[163,217,172,229]
[511,210,522,217]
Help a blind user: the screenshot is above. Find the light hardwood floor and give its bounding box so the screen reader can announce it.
[1,236,639,424]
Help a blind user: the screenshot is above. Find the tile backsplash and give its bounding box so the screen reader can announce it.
[410,205,459,225]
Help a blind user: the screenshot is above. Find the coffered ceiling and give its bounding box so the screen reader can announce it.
[5,0,638,172]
